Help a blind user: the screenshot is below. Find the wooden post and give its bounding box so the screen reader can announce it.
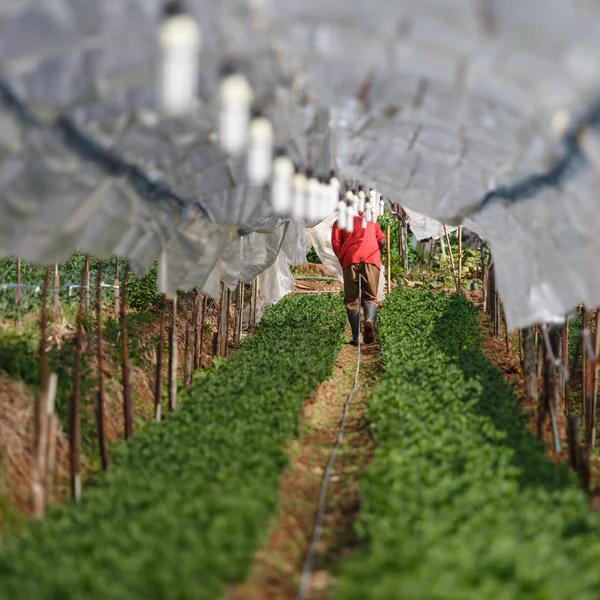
[562,318,569,402]
[53,264,60,323]
[443,225,459,292]
[457,226,462,295]
[587,310,599,446]
[36,267,51,458]
[82,256,90,313]
[70,265,86,503]
[95,261,108,472]
[184,326,193,388]
[567,415,590,491]
[192,290,201,370]
[15,257,21,306]
[168,296,178,411]
[225,289,231,357]
[121,264,133,439]
[114,257,120,318]
[218,284,228,357]
[252,279,259,326]
[155,295,166,421]
[32,372,58,517]
[43,373,58,510]
[503,303,510,354]
[198,295,207,369]
[212,331,219,356]
[386,223,392,293]
[522,327,538,405]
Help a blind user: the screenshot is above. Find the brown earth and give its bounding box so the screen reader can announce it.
[0,291,234,536]
[230,331,380,600]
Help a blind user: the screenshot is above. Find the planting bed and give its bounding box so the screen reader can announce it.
[0,294,345,599]
[334,288,600,599]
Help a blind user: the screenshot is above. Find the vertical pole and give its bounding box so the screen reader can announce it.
[43,373,58,510]
[518,328,523,367]
[95,261,108,472]
[252,279,259,326]
[218,284,228,357]
[168,296,178,411]
[503,304,510,354]
[562,317,569,403]
[114,257,120,318]
[53,264,60,323]
[155,295,166,421]
[198,295,207,369]
[37,267,51,452]
[121,264,133,439]
[238,283,245,345]
[443,225,458,292]
[457,226,462,295]
[184,326,193,388]
[386,223,391,294]
[15,257,21,306]
[523,327,538,405]
[192,290,201,371]
[70,264,86,502]
[589,310,600,446]
[583,309,589,430]
[83,256,90,313]
[225,289,231,357]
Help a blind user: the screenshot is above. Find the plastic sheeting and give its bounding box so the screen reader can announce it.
[2,0,600,328]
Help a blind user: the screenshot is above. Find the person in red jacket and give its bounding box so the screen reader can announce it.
[331,209,386,345]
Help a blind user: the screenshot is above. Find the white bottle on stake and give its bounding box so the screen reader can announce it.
[219,67,253,155]
[247,113,273,185]
[329,172,340,215]
[379,195,385,217]
[158,5,202,116]
[292,171,307,221]
[306,171,320,221]
[271,150,294,214]
[346,200,355,232]
[337,197,348,231]
[358,186,366,213]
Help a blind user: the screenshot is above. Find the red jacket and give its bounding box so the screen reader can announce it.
[331,214,386,270]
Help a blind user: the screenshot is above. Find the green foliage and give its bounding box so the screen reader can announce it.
[0,294,346,599]
[306,247,322,264]
[333,288,600,599]
[125,262,161,311]
[0,329,97,456]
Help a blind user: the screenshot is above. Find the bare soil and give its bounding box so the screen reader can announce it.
[230,331,380,600]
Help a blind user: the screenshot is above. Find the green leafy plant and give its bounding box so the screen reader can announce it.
[333,288,600,599]
[0,294,346,599]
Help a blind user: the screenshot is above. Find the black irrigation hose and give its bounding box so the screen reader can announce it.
[296,275,363,600]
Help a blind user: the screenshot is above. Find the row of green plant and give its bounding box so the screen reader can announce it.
[0,293,346,599]
[334,288,600,599]
[0,254,161,318]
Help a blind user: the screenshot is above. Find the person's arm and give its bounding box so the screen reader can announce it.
[331,222,344,261]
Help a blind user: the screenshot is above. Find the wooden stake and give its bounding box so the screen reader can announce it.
[184,326,193,389]
[70,265,86,502]
[43,374,58,509]
[95,261,108,472]
[114,257,120,318]
[37,267,51,455]
[15,257,21,306]
[198,295,207,369]
[443,225,459,292]
[457,226,462,295]
[252,279,259,326]
[522,327,538,405]
[192,290,201,370]
[386,223,391,293]
[168,296,178,411]
[53,264,60,323]
[121,264,133,438]
[588,310,599,446]
[155,295,166,421]
[583,309,589,429]
[562,317,569,402]
[503,303,510,354]
[82,256,90,313]
[225,289,231,357]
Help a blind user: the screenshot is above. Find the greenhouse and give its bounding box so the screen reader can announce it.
[1,1,600,598]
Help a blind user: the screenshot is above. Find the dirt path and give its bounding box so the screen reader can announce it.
[230,330,380,600]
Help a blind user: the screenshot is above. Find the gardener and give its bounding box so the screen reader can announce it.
[331,208,386,345]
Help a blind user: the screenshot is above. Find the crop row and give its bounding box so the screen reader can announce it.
[0,293,346,599]
[334,288,600,599]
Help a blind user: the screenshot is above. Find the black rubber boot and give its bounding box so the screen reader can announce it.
[347,308,360,345]
[363,301,377,344]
